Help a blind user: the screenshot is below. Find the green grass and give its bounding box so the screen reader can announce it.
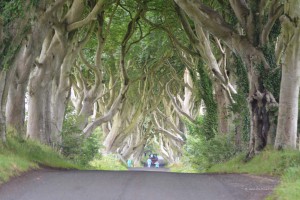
[0,153,37,184]
[5,136,81,169]
[207,150,300,175]
[206,150,300,200]
[267,167,300,200]
[0,136,82,185]
[168,162,198,173]
[89,154,127,171]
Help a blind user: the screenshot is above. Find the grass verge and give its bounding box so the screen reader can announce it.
[168,162,198,173]
[89,154,127,171]
[206,150,300,200]
[0,136,82,185]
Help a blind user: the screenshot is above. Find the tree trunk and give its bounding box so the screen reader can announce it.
[0,62,17,142]
[50,83,68,146]
[246,77,278,158]
[27,27,66,143]
[50,51,76,147]
[6,77,27,134]
[275,1,300,149]
[215,82,229,134]
[0,71,8,142]
[27,83,48,143]
[6,40,34,135]
[103,112,123,152]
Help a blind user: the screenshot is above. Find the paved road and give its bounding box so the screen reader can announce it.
[0,168,278,200]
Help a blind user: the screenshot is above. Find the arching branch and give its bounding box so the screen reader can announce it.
[261,1,284,45]
[166,81,197,124]
[83,83,129,138]
[155,108,186,140]
[153,113,184,144]
[67,0,108,31]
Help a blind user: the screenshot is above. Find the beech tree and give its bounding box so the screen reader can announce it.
[174,0,282,157]
[0,0,38,141]
[24,0,119,145]
[275,0,300,150]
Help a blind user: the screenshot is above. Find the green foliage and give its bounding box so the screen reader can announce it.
[0,0,25,25]
[233,56,249,95]
[185,115,238,170]
[61,107,102,166]
[0,43,21,70]
[230,56,250,143]
[0,0,37,26]
[30,0,40,8]
[185,132,238,170]
[0,0,32,70]
[260,44,281,100]
[61,130,101,166]
[269,19,281,42]
[184,60,239,170]
[230,92,251,144]
[197,61,218,139]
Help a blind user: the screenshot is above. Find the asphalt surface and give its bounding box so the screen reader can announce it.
[0,168,278,200]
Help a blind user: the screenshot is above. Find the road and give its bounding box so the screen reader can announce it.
[0,168,278,200]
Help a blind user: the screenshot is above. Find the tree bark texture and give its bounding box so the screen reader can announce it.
[275,0,300,149]
[0,71,9,142]
[6,40,34,134]
[27,25,67,143]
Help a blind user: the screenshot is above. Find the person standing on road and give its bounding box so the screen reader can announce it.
[155,161,159,168]
[127,159,132,168]
[147,158,152,168]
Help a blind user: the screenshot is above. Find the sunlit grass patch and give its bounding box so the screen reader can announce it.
[168,162,198,173]
[89,154,127,171]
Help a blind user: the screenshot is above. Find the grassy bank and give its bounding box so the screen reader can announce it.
[0,136,81,185]
[169,150,300,199]
[207,150,300,200]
